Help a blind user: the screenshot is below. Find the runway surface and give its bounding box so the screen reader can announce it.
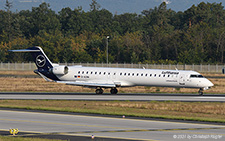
[0,109,224,141]
[1,92,225,102]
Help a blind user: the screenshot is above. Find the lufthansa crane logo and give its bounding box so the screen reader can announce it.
[36,55,46,67]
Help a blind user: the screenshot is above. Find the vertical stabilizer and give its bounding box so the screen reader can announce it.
[9,46,59,81]
[9,46,53,70]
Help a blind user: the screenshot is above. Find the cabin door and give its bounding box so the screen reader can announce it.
[179,74,185,85]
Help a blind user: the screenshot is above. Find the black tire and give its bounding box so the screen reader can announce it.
[198,89,203,96]
[96,89,103,94]
[110,88,118,94]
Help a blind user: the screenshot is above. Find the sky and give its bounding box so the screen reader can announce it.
[0,0,225,14]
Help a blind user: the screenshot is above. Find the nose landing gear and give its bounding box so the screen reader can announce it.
[198,88,203,96]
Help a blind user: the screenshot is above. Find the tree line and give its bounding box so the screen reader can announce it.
[0,0,225,64]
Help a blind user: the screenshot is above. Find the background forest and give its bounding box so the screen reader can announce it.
[0,0,225,64]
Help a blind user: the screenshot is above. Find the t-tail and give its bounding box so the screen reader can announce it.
[9,46,60,81]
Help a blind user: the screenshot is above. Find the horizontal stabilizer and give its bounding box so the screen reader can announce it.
[8,49,41,52]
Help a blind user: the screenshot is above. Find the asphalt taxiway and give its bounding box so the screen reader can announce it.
[0,109,224,141]
[0,92,225,102]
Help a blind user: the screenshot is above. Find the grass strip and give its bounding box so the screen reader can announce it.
[0,135,64,141]
[0,100,225,123]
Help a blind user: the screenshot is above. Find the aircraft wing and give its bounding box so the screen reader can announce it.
[57,81,116,88]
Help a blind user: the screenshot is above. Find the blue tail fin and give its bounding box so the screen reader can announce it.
[9,46,53,70]
[9,46,59,81]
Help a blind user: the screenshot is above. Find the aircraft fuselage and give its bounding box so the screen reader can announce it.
[57,66,213,89]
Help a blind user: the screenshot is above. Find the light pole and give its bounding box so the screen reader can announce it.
[106,36,110,66]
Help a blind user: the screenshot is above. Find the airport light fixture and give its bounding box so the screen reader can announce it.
[106,36,110,66]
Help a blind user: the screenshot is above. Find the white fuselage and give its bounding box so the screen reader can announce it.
[56,66,214,89]
[9,46,214,94]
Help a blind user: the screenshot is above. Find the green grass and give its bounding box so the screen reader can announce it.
[0,135,63,141]
[0,100,225,123]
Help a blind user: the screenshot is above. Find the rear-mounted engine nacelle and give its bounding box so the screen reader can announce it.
[50,66,68,75]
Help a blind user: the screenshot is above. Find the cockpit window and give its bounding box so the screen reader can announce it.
[190,74,204,78]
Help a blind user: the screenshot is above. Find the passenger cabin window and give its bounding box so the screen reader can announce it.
[99,72,101,75]
[120,73,122,75]
[82,71,84,74]
[137,73,139,76]
[190,74,204,78]
[95,72,97,74]
[78,71,80,74]
[104,72,106,75]
[150,74,152,77]
[141,74,143,76]
[86,71,88,74]
[145,74,148,76]
[154,74,156,77]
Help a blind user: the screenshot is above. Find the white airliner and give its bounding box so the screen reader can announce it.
[9,46,214,95]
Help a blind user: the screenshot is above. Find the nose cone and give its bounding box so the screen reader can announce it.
[204,79,214,90]
[208,80,214,87]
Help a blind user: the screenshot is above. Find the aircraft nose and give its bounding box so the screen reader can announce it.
[203,79,214,90]
[207,80,214,87]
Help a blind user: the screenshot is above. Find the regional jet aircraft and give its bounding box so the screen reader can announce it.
[9,46,214,95]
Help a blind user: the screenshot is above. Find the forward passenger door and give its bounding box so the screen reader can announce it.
[179,74,185,85]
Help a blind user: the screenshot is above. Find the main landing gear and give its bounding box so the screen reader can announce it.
[198,88,203,96]
[110,88,118,94]
[95,87,118,94]
[95,88,104,94]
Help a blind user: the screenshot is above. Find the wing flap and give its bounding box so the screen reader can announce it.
[57,81,116,88]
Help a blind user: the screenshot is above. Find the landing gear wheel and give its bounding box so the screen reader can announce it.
[198,88,203,96]
[96,88,103,94]
[110,88,118,94]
